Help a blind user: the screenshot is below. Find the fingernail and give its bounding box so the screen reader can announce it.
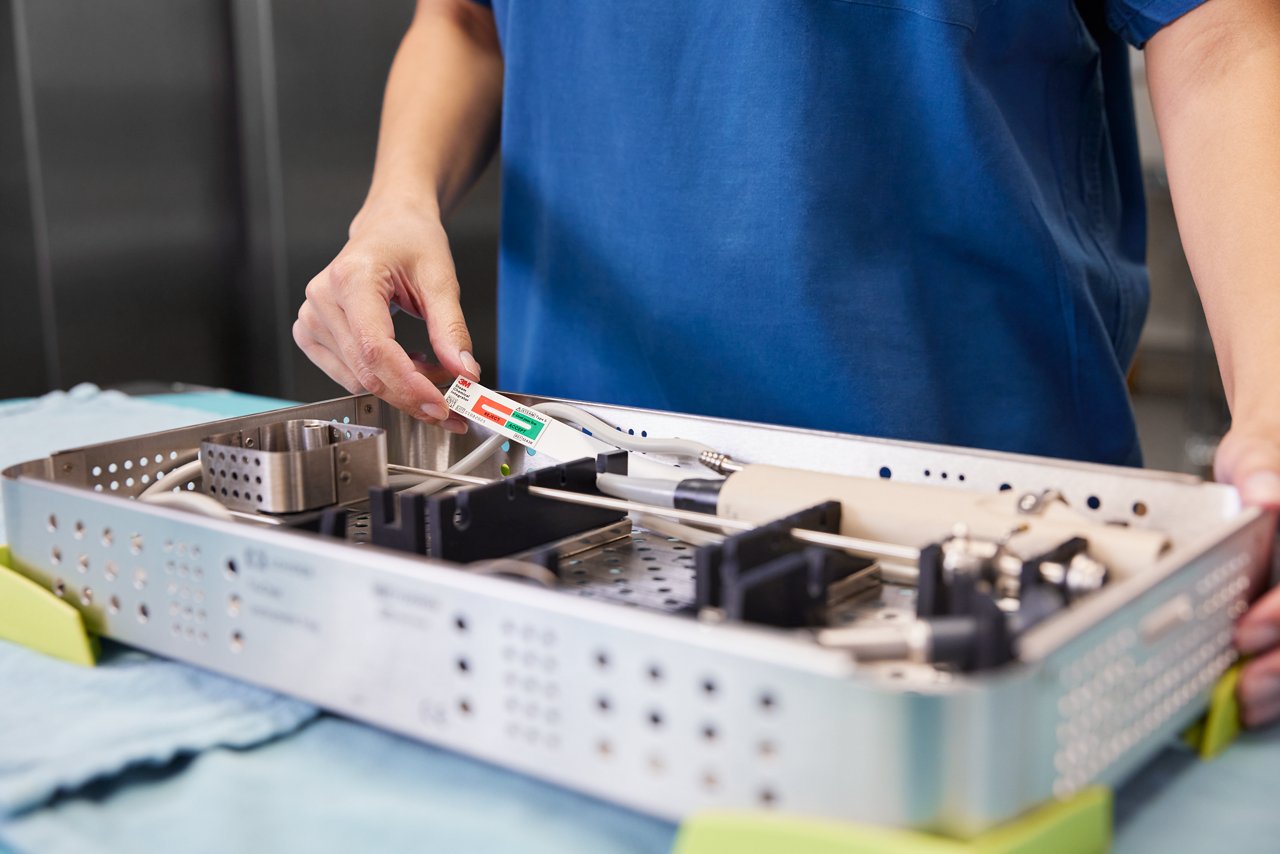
[421,402,448,421]
[1237,621,1280,654]
[442,415,469,436]
[460,351,482,378]
[1241,472,1280,507]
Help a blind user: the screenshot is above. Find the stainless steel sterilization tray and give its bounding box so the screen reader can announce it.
[2,394,1269,837]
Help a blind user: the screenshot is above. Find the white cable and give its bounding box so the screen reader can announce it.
[400,401,718,498]
[597,473,677,507]
[532,402,717,460]
[403,432,506,496]
[387,474,430,490]
[138,490,234,520]
[140,459,204,497]
[630,512,726,547]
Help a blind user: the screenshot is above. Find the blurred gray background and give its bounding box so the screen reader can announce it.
[0,1,1226,473]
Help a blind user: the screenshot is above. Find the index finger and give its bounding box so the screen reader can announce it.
[340,298,450,421]
[1237,583,1280,654]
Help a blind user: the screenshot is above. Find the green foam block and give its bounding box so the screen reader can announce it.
[1183,662,1243,760]
[674,787,1111,854]
[0,545,97,666]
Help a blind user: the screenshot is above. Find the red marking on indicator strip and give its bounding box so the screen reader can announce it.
[473,395,512,427]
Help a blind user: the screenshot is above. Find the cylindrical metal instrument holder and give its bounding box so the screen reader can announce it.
[200,419,387,514]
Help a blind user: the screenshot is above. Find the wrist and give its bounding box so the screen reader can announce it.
[1226,382,1280,433]
[350,187,442,239]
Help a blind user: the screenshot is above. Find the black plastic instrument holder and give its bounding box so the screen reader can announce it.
[915,538,1051,671]
[369,489,429,555]
[317,506,349,540]
[1019,536,1089,602]
[694,501,872,628]
[915,542,948,618]
[426,457,625,564]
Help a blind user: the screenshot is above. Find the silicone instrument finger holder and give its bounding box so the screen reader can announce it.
[0,545,97,666]
[674,787,1111,854]
[1183,661,1244,760]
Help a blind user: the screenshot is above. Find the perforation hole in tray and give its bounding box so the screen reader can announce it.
[564,530,696,611]
[499,618,561,748]
[83,449,196,496]
[576,633,789,805]
[33,504,201,636]
[1052,551,1253,796]
[30,513,214,640]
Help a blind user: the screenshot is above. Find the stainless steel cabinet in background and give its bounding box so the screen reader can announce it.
[3,0,242,398]
[1,0,499,402]
[0,3,47,397]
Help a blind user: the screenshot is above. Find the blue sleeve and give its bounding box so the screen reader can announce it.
[1106,0,1211,47]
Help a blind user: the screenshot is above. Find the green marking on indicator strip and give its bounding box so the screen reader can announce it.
[506,411,545,441]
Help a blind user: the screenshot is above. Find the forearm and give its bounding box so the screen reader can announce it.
[1148,0,1280,425]
[365,0,503,221]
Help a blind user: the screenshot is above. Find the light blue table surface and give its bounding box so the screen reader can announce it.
[1,387,1277,853]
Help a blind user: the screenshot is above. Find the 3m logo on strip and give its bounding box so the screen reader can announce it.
[472,396,545,441]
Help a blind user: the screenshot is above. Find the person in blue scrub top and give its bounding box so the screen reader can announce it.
[293,0,1280,725]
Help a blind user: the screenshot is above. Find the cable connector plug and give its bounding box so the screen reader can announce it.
[698,450,743,475]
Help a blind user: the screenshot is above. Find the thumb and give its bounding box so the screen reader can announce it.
[1215,428,1280,508]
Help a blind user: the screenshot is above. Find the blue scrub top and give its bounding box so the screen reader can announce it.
[478,0,1207,466]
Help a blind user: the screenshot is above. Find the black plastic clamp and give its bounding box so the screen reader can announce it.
[694,501,873,628]
[426,457,625,563]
